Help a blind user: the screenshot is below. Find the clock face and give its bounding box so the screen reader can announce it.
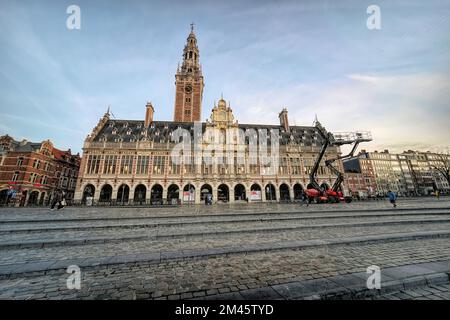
[185,85,192,94]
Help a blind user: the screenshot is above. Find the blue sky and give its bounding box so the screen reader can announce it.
[0,0,449,154]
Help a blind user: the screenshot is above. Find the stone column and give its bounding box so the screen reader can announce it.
[229,186,235,203]
[213,185,218,204]
[129,186,135,204]
[195,186,201,204]
[289,186,295,201]
[261,186,266,202]
[162,187,168,204]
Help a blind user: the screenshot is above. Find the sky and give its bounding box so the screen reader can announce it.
[0,0,449,155]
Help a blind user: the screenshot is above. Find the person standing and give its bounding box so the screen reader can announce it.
[436,190,440,200]
[387,190,397,208]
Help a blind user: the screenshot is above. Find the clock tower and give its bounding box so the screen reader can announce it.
[174,24,204,122]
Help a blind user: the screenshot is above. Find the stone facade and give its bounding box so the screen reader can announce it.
[74,26,345,205]
[344,149,450,196]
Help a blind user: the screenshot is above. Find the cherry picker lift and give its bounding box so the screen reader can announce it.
[305,119,372,204]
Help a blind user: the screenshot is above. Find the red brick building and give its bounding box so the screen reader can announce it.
[345,172,368,198]
[0,135,81,206]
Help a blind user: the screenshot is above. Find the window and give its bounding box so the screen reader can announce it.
[120,155,133,175]
[218,163,228,175]
[303,159,313,175]
[152,155,166,175]
[136,155,149,175]
[279,157,288,175]
[184,110,191,117]
[291,158,301,175]
[33,159,40,169]
[183,155,195,174]
[202,162,212,175]
[86,155,101,174]
[235,156,245,174]
[168,156,181,175]
[41,176,47,185]
[12,171,19,182]
[103,155,118,174]
[29,173,37,183]
[17,157,24,166]
[249,155,259,174]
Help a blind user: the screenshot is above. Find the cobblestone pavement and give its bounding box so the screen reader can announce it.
[369,283,450,300]
[0,197,449,300]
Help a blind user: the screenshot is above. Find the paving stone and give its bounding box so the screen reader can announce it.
[1,200,450,300]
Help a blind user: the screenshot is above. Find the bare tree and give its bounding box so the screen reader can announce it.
[432,154,450,185]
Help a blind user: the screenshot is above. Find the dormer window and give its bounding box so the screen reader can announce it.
[112,128,117,135]
[123,122,128,128]
[126,129,132,135]
[109,121,115,128]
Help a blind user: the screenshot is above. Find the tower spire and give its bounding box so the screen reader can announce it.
[173,25,204,122]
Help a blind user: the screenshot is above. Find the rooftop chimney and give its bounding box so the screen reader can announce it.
[278,108,290,132]
[145,101,154,127]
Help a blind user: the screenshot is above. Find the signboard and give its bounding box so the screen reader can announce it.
[250,190,261,201]
[183,191,194,202]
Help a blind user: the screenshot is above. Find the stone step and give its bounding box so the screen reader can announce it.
[196,259,450,300]
[1,217,449,249]
[1,206,449,224]
[1,211,449,233]
[1,229,449,277]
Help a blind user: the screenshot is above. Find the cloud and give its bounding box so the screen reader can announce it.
[231,72,450,153]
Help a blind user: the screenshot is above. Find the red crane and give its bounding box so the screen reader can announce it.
[305,120,372,204]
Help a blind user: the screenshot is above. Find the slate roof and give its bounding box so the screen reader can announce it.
[92,120,325,146]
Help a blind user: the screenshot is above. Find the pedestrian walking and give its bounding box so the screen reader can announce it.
[435,190,440,200]
[6,187,13,206]
[387,190,397,208]
[301,190,309,207]
[51,190,65,211]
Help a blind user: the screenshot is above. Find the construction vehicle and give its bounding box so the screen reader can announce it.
[305,120,372,204]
